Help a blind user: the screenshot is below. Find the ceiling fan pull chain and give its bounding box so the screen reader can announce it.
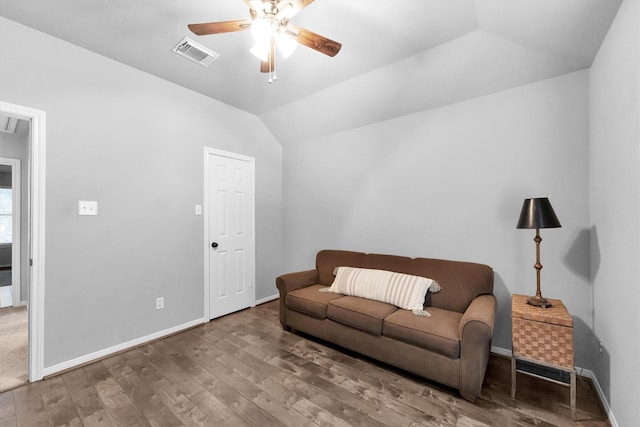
[269,36,277,83]
[273,59,277,82]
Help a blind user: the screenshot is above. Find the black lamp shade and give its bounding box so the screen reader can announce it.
[516,198,561,229]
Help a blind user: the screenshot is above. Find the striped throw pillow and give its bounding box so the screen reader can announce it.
[320,266,441,316]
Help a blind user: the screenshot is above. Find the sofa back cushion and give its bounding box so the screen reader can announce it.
[315,250,493,314]
[316,250,366,285]
[409,258,493,313]
[360,253,412,273]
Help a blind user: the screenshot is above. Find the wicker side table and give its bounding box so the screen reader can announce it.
[511,294,576,419]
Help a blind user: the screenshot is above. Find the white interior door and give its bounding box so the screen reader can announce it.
[205,148,255,320]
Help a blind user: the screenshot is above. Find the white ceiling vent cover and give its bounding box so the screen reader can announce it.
[172,37,220,67]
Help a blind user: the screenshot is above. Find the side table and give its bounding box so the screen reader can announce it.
[511,294,576,419]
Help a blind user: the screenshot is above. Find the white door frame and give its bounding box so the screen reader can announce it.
[0,101,46,382]
[203,147,255,321]
[0,157,21,307]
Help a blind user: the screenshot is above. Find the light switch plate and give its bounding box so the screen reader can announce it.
[79,200,98,215]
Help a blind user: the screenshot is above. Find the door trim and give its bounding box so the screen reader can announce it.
[0,101,46,382]
[0,157,21,307]
[203,147,255,321]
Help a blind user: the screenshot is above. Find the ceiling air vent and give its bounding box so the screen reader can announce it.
[172,37,220,67]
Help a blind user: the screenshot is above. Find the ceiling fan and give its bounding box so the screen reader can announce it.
[188,0,342,79]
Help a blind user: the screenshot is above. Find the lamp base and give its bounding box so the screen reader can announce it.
[527,295,553,308]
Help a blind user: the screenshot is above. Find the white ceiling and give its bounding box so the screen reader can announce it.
[0,0,622,144]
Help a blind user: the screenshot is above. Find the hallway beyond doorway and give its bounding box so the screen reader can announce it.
[0,285,12,308]
[0,305,27,392]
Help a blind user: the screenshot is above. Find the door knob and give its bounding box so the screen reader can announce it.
[211,242,219,248]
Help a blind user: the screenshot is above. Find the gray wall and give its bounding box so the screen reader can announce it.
[0,17,283,367]
[590,0,640,424]
[0,121,30,300]
[283,71,591,364]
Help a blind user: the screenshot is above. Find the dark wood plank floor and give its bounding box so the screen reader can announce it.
[0,300,610,426]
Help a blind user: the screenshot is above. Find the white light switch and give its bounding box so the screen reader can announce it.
[79,200,98,216]
[195,204,202,215]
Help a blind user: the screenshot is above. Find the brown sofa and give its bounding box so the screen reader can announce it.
[276,249,496,402]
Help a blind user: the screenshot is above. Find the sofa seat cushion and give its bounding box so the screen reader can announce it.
[327,296,397,336]
[286,284,345,318]
[383,307,463,359]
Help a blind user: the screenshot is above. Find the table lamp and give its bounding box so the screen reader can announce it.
[516,197,561,308]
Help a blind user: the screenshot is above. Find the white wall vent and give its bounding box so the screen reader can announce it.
[172,37,220,67]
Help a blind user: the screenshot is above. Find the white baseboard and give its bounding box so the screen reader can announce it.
[580,368,618,427]
[491,346,617,427]
[491,345,512,358]
[43,317,205,377]
[254,293,279,305]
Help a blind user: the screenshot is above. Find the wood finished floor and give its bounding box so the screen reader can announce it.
[0,300,610,426]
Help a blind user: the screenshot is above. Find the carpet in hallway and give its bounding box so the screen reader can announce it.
[0,305,27,393]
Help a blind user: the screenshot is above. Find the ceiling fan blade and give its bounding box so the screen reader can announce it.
[260,41,276,73]
[288,24,342,57]
[188,20,251,36]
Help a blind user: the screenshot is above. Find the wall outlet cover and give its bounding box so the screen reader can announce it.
[79,200,98,215]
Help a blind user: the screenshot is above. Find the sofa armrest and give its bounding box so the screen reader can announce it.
[458,294,496,402]
[459,294,496,338]
[276,269,319,296]
[276,269,319,330]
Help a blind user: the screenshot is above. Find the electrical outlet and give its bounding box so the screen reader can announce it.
[156,297,165,310]
[78,200,98,216]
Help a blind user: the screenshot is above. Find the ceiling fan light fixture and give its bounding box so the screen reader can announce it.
[275,2,295,19]
[251,16,276,43]
[250,41,271,61]
[277,32,297,58]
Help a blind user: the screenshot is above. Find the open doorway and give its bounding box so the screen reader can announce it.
[0,100,46,386]
[0,118,28,391]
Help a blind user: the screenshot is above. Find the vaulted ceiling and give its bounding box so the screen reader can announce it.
[0,0,622,144]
